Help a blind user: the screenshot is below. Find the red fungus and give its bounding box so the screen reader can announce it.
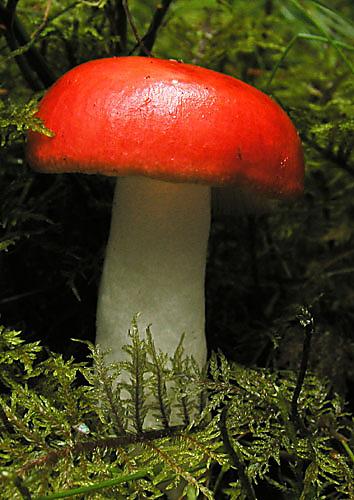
[27,57,304,407]
[27,57,303,196]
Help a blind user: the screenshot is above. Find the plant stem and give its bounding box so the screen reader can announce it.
[219,404,257,500]
[33,469,150,499]
[138,0,174,55]
[122,0,150,56]
[291,307,314,432]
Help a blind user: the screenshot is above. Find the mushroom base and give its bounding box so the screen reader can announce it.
[96,176,211,369]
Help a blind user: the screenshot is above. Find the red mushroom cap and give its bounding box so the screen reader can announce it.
[26,57,304,197]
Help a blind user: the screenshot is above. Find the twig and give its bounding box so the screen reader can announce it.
[0,1,55,88]
[121,0,150,56]
[15,427,180,476]
[116,0,127,54]
[6,0,19,14]
[291,307,314,432]
[219,404,257,500]
[138,0,173,56]
[0,2,41,89]
[30,0,52,41]
[105,0,127,55]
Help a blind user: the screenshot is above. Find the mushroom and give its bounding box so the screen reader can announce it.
[26,56,304,373]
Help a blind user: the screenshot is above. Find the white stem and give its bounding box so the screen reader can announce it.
[96,176,211,368]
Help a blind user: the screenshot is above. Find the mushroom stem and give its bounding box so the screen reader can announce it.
[96,176,210,369]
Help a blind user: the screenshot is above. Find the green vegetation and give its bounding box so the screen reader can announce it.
[0,319,353,498]
[0,0,353,498]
